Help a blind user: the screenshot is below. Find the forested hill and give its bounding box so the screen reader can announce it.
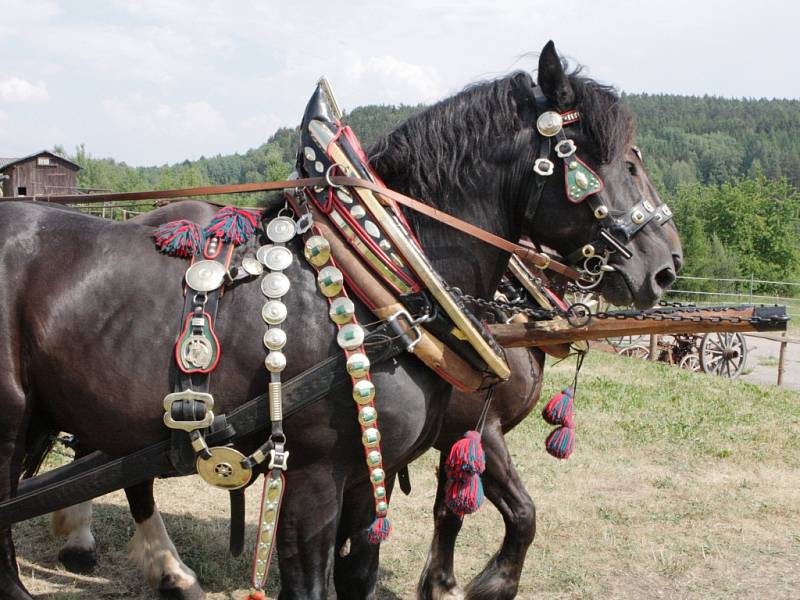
[66,94,800,284]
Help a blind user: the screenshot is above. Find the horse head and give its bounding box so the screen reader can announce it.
[521,41,683,308]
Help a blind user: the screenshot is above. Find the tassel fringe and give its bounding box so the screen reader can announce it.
[445,473,484,516]
[542,387,574,428]
[366,516,392,544]
[244,591,266,600]
[153,220,204,257]
[445,430,485,481]
[545,426,575,459]
[204,206,260,245]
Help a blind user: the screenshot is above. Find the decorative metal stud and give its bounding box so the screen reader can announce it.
[266,217,297,243]
[264,351,287,373]
[662,205,672,217]
[631,210,645,224]
[346,353,371,377]
[366,450,382,468]
[378,239,391,252]
[556,139,577,158]
[329,297,355,324]
[304,236,331,267]
[533,158,554,176]
[569,161,578,170]
[336,190,353,204]
[318,266,344,297]
[261,272,291,298]
[536,111,563,137]
[362,427,381,448]
[363,220,380,238]
[262,300,287,325]
[373,485,386,499]
[642,200,655,212]
[581,244,595,258]
[352,379,376,404]
[350,205,366,219]
[314,161,324,173]
[337,323,365,350]
[370,468,385,484]
[375,501,388,515]
[304,146,316,161]
[575,171,589,190]
[263,328,287,351]
[594,205,609,219]
[358,406,378,426]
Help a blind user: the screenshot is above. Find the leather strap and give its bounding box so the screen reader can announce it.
[20,176,580,281]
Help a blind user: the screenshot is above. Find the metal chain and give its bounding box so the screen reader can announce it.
[455,286,786,327]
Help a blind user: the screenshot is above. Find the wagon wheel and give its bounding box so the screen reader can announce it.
[699,332,748,378]
[617,343,650,360]
[678,353,701,372]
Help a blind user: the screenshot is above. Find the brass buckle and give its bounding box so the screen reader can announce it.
[387,308,424,352]
[162,389,215,432]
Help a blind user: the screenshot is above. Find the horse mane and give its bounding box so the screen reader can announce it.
[368,66,633,206]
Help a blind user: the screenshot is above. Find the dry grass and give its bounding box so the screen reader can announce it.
[15,352,800,599]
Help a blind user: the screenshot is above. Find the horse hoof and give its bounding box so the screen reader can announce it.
[57,546,97,574]
[158,573,205,600]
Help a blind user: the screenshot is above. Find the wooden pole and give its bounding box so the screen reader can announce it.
[777,332,787,386]
[649,334,659,361]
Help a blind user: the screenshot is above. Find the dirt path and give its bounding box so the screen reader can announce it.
[741,334,799,390]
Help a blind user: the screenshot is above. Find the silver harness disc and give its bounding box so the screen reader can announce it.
[261,272,291,298]
[266,217,297,243]
[262,300,287,324]
[241,255,264,276]
[263,245,293,271]
[185,260,227,292]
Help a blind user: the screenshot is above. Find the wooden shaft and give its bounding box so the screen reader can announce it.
[649,334,659,361]
[489,308,785,348]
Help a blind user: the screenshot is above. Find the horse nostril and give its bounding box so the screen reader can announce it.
[654,266,677,291]
[672,253,683,273]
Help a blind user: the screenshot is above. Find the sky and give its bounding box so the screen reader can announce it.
[0,0,798,166]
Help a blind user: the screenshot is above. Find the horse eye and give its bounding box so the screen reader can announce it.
[626,161,637,176]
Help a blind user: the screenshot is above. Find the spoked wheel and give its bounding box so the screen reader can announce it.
[678,353,701,372]
[618,343,650,359]
[700,332,748,378]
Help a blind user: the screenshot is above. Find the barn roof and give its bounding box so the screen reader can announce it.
[0,150,81,172]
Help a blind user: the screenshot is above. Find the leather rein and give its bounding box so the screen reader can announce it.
[21,176,582,281]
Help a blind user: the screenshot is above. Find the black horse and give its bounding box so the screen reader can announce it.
[4,41,680,599]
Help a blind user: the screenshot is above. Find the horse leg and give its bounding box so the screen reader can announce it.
[0,389,34,599]
[276,468,342,600]
[52,500,97,573]
[126,480,204,600]
[463,423,535,600]
[417,452,465,600]
[332,478,392,600]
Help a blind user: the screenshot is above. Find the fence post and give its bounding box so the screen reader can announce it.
[777,332,787,386]
[649,334,658,361]
[749,273,754,304]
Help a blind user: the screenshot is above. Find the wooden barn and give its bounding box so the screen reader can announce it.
[0,151,81,198]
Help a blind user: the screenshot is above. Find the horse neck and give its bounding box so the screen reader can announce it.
[369,120,535,299]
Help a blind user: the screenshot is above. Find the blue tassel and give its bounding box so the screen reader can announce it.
[445,430,485,482]
[545,426,575,459]
[153,220,204,257]
[445,473,484,516]
[366,516,392,544]
[542,387,574,427]
[204,206,260,245]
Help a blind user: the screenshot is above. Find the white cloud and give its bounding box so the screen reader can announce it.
[0,77,49,103]
[100,96,233,163]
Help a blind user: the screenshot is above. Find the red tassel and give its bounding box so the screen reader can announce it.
[244,591,266,600]
[205,206,260,245]
[545,426,575,459]
[445,473,484,516]
[445,430,485,481]
[366,516,392,544]
[542,387,574,428]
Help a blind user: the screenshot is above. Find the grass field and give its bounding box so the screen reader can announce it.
[15,352,800,599]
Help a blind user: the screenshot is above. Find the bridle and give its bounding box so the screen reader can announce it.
[522,84,674,290]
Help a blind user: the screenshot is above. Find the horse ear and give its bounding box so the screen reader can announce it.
[537,40,575,108]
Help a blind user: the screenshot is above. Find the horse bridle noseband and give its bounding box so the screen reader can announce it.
[522,84,674,290]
